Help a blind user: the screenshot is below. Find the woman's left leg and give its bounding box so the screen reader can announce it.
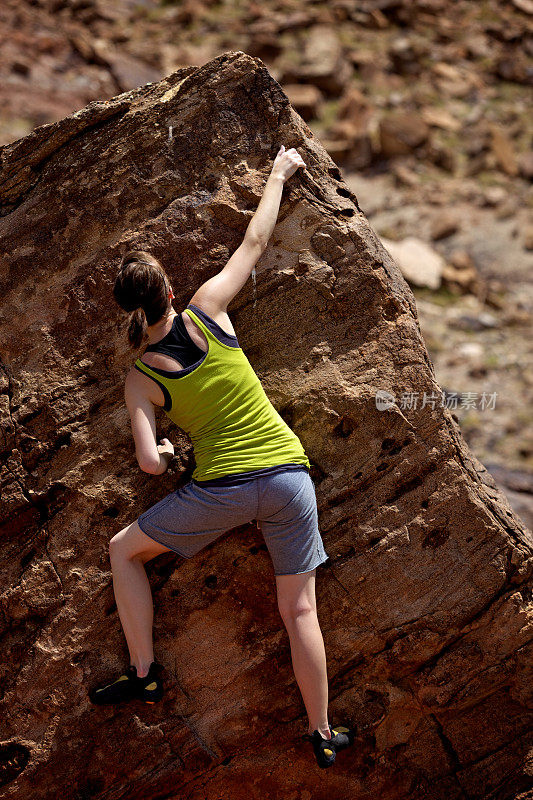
[108,520,173,677]
[275,568,332,740]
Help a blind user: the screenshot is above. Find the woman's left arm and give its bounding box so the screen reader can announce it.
[246,146,306,246]
[189,146,306,314]
[125,371,174,475]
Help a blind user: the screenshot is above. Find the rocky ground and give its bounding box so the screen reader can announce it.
[345,169,533,528]
[1,0,532,525]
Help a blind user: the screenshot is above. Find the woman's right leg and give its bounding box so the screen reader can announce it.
[108,520,173,677]
[275,568,332,740]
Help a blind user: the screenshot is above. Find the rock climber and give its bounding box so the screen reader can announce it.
[88,145,355,768]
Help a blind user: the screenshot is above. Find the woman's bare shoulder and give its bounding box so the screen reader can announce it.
[125,365,165,407]
[186,301,237,338]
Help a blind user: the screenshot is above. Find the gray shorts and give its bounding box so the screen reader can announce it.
[136,467,329,576]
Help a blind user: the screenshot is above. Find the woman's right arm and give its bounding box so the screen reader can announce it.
[125,371,174,475]
[189,146,306,314]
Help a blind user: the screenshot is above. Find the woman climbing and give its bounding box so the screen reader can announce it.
[88,146,354,768]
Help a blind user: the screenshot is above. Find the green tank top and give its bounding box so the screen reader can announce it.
[133,307,311,482]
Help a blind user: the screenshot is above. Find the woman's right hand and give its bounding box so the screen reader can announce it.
[157,437,174,459]
[271,145,306,182]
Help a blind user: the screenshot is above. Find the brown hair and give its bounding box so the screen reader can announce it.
[113,250,171,349]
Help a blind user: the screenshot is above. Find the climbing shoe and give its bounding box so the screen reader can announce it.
[304,724,355,768]
[307,728,336,768]
[329,724,355,753]
[88,661,164,705]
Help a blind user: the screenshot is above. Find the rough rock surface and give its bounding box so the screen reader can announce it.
[0,51,532,800]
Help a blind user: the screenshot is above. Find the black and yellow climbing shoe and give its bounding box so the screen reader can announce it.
[304,724,355,768]
[139,662,164,704]
[307,728,336,768]
[329,724,355,753]
[88,661,164,705]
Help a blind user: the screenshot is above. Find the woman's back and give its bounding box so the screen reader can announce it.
[133,304,310,485]
[140,303,237,373]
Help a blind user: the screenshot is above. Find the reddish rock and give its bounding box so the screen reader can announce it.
[281,83,324,121]
[380,236,445,289]
[91,39,162,92]
[490,124,519,177]
[442,250,482,296]
[421,106,461,132]
[392,162,420,187]
[449,249,476,270]
[517,150,533,179]
[0,0,156,142]
[495,49,533,84]
[425,142,458,173]
[465,33,491,59]
[336,86,371,125]
[523,224,533,250]
[326,89,374,169]
[442,263,482,295]
[346,46,386,81]
[482,185,509,206]
[0,51,532,800]
[430,212,460,240]
[246,18,284,61]
[511,0,533,12]
[279,25,353,96]
[319,137,354,163]
[388,35,430,75]
[326,124,373,170]
[431,62,481,98]
[379,111,430,157]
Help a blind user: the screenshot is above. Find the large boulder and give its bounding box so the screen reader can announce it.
[0,51,532,800]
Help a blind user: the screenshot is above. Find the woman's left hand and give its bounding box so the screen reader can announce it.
[271,145,306,182]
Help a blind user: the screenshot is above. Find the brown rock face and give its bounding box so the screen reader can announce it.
[1,51,532,800]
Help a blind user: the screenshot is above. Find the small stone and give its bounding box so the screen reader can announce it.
[321,138,352,161]
[442,264,480,294]
[430,213,459,241]
[450,250,475,270]
[392,163,420,187]
[517,151,533,180]
[490,125,519,177]
[477,312,499,328]
[482,186,508,206]
[456,342,484,358]
[282,84,324,121]
[283,24,353,96]
[421,107,461,132]
[379,112,430,157]
[511,0,533,13]
[523,225,533,251]
[380,236,444,289]
[454,313,499,331]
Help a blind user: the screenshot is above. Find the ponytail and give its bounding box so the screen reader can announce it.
[113,250,171,349]
[127,308,147,351]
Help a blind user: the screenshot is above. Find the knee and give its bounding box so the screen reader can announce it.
[108,528,130,561]
[277,599,315,625]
